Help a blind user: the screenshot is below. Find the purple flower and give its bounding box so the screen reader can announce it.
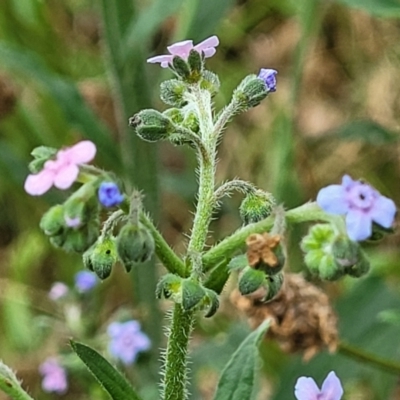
[39,358,68,394]
[48,282,69,301]
[98,182,124,207]
[147,35,219,68]
[74,271,98,292]
[258,68,277,92]
[295,371,343,400]
[317,175,396,241]
[107,320,151,365]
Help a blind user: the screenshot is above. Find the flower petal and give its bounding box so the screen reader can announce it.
[320,371,343,400]
[370,195,397,228]
[66,140,96,164]
[24,170,55,195]
[54,164,79,189]
[147,55,173,66]
[294,377,320,400]
[346,210,372,241]
[317,185,349,214]
[167,40,193,57]
[194,35,219,52]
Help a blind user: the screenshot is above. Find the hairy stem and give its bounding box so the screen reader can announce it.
[163,305,194,400]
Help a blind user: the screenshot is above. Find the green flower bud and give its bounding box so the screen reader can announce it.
[116,222,155,271]
[83,236,118,280]
[239,190,276,225]
[187,49,203,80]
[181,278,206,311]
[238,266,266,295]
[301,224,345,281]
[172,56,191,80]
[200,70,220,95]
[233,75,269,111]
[40,205,65,236]
[156,273,182,301]
[160,80,187,107]
[263,272,284,302]
[129,109,174,142]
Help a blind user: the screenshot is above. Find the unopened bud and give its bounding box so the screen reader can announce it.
[83,236,118,280]
[129,109,174,142]
[239,190,276,225]
[160,80,187,107]
[116,222,155,271]
[233,74,269,111]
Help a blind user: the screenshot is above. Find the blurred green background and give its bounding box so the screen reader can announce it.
[1,0,400,399]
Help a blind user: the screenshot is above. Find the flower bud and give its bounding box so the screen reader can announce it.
[200,70,220,95]
[116,222,155,271]
[160,80,188,107]
[239,190,276,225]
[233,74,269,111]
[238,266,266,295]
[83,236,118,280]
[40,205,65,236]
[129,109,174,142]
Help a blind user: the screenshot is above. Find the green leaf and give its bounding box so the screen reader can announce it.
[70,341,143,400]
[213,320,270,400]
[334,0,400,18]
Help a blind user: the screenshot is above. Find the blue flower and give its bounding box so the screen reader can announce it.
[258,68,277,92]
[107,320,151,365]
[98,182,124,207]
[295,371,343,400]
[317,175,396,241]
[74,271,98,292]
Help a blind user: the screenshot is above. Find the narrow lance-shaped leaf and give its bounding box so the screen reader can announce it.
[213,320,270,400]
[70,341,143,400]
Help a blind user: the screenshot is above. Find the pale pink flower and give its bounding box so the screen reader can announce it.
[147,35,219,68]
[25,141,96,196]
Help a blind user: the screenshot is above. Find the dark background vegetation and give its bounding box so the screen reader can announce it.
[1,0,400,399]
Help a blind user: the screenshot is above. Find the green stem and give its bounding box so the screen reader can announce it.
[140,213,186,277]
[339,341,400,375]
[163,305,194,400]
[202,202,331,272]
[0,362,35,400]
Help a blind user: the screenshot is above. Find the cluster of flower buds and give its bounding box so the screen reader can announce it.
[156,274,219,318]
[301,224,370,281]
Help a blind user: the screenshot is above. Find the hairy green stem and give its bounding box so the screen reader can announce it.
[202,202,331,272]
[140,213,186,277]
[339,341,400,375]
[163,305,194,400]
[0,361,34,400]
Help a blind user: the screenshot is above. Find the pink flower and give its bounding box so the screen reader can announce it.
[295,371,343,400]
[147,35,219,68]
[39,358,68,394]
[25,141,96,196]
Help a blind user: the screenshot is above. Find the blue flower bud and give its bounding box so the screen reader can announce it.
[98,182,124,207]
[257,69,277,92]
